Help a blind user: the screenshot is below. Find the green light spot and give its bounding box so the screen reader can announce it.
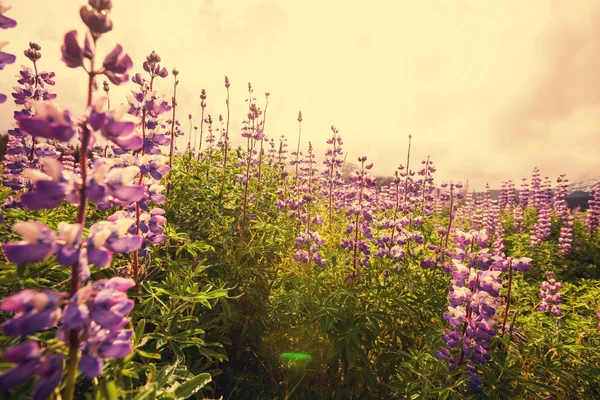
[280,352,313,369]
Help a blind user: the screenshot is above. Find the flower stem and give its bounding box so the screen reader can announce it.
[64,46,96,399]
[167,73,177,197]
[501,259,514,336]
[64,347,80,400]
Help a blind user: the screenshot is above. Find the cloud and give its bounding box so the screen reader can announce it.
[499,1,600,145]
[1,0,599,192]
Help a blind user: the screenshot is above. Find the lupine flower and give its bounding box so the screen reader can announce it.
[0,289,62,336]
[60,277,135,379]
[585,182,600,235]
[17,101,77,142]
[4,221,57,264]
[437,228,508,393]
[31,354,64,400]
[102,44,133,85]
[91,99,141,150]
[0,341,42,390]
[0,1,17,29]
[61,30,89,68]
[20,157,70,210]
[538,271,564,317]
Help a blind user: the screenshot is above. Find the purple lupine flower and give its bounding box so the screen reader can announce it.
[102,44,133,85]
[0,341,41,390]
[585,182,600,235]
[60,277,135,379]
[55,222,83,267]
[0,289,61,336]
[87,218,143,260]
[538,271,564,317]
[4,221,56,264]
[437,228,509,393]
[20,158,70,210]
[0,2,17,29]
[17,101,77,142]
[31,354,64,400]
[103,165,145,205]
[61,30,88,68]
[91,100,142,151]
[0,43,16,69]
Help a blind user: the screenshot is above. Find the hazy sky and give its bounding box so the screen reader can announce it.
[1,0,599,189]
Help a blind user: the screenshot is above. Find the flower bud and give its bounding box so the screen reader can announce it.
[80,6,113,37]
[89,0,112,12]
[146,51,161,64]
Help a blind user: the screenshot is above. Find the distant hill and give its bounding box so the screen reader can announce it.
[481,188,594,211]
[568,177,600,195]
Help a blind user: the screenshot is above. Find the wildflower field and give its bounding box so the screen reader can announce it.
[0,1,599,399]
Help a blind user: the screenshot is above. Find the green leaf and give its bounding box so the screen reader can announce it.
[137,350,161,360]
[97,379,118,400]
[132,386,157,400]
[135,319,147,345]
[173,373,212,399]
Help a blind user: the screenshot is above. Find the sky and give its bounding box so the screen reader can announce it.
[1,0,599,190]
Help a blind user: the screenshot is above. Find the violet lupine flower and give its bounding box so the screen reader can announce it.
[436,228,508,393]
[519,178,530,207]
[321,126,345,225]
[585,182,600,235]
[3,43,61,192]
[4,221,56,264]
[1,128,30,190]
[530,168,543,211]
[538,271,564,317]
[558,214,574,255]
[0,1,17,29]
[4,217,142,273]
[0,1,16,103]
[108,208,166,257]
[0,289,62,336]
[20,157,70,210]
[513,205,524,233]
[61,30,92,68]
[127,91,171,155]
[32,354,64,400]
[0,342,64,398]
[17,101,77,142]
[60,277,135,379]
[88,218,143,256]
[340,157,377,280]
[55,222,83,267]
[20,156,145,211]
[142,50,168,78]
[417,157,437,216]
[102,44,133,85]
[100,164,145,206]
[90,99,141,151]
[530,203,552,247]
[0,341,42,391]
[290,143,326,267]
